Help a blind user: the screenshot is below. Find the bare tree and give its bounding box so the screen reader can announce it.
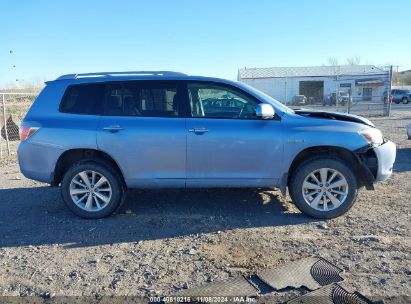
[326,57,339,66]
[0,76,46,93]
[392,71,400,85]
[19,76,47,92]
[399,71,411,85]
[346,56,361,65]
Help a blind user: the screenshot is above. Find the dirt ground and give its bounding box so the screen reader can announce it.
[0,111,410,303]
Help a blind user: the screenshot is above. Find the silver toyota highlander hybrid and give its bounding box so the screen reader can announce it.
[18,71,396,219]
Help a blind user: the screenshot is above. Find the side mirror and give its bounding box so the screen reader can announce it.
[256,103,275,119]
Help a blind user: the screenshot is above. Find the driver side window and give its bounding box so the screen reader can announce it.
[187,82,258,119]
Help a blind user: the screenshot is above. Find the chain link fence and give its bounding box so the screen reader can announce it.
[0,93,37,158]
[289,93,391,117]
[239,65,393,117]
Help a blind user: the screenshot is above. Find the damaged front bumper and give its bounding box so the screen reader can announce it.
[357,140,396,185]
[373,140,396,181]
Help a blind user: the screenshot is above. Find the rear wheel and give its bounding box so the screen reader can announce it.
[289,158,358,219]
[61,160,124,219]
[402,97,409,104]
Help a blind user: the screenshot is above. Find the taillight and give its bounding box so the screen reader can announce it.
[20,126,39,141]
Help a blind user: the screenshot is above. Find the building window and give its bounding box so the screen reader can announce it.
[363,88,372,101]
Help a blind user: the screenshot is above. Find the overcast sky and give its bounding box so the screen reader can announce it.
[0,0,410,87]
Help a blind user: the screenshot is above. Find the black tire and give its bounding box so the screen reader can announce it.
[289,158,358,219]
[402,98,409,104]
[61,160,124,219]
[394,100,400,104]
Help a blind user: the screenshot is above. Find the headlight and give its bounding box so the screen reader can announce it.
[359,128,384,146]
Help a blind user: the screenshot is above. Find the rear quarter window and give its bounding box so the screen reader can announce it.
[60,84,105,114]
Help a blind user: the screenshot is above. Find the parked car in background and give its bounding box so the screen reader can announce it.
[291,95,307,106]
[391,89,411,104]
[327,92,349,106]
[306,96,318,105]
[407,123,411,139]
[339,92,350,105]
[18,71,396,219]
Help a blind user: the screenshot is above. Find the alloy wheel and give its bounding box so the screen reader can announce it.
[301,168,348,211]
[69,170,112,212]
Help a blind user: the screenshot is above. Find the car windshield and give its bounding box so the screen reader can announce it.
[235,81,294,114]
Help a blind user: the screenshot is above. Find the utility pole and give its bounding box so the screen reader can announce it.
[0,95,2,157]
[1,50,16,157]
[391,65,400,86]
[335,66,340,111]
[388,65,393,117]
[284,77,288,104]
[2,93,10,155]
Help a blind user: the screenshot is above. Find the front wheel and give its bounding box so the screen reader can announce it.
[402,98,409,104]
[289,158,358,219]
[61,160,124,219]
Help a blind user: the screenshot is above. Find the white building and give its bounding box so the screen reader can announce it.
[238,65,390,104]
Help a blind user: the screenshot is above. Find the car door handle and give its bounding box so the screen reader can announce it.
[103,125,124,132]
[188,128,209,134]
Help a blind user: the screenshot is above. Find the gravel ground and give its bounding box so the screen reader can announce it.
[0,111,410,303]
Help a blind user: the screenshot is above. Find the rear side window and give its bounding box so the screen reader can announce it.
[105,81,179,117]
[60,84,105,115]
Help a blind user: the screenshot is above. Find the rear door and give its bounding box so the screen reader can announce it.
[184,81,284,188]
[97,80,186,188]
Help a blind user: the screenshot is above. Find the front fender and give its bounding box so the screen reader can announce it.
[280,125,367,176]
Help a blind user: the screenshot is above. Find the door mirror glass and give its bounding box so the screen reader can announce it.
[256,103,275,119]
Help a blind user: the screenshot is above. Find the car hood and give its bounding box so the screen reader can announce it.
[294,109,375,127]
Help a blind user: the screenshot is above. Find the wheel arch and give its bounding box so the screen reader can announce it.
[52,148,126,187]
[285,145,374,192]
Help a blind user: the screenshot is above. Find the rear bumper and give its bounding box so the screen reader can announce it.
[373,140,396,182]
[18,141,61,184]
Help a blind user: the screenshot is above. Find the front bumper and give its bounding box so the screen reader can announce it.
[373,140,396,181]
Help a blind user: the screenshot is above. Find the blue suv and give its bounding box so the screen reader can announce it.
[18,71,396,219]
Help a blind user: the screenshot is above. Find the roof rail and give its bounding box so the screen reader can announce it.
[56,71,187,80]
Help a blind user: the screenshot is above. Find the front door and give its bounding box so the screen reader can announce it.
[97,80,186,188]
[185,81,284,188]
